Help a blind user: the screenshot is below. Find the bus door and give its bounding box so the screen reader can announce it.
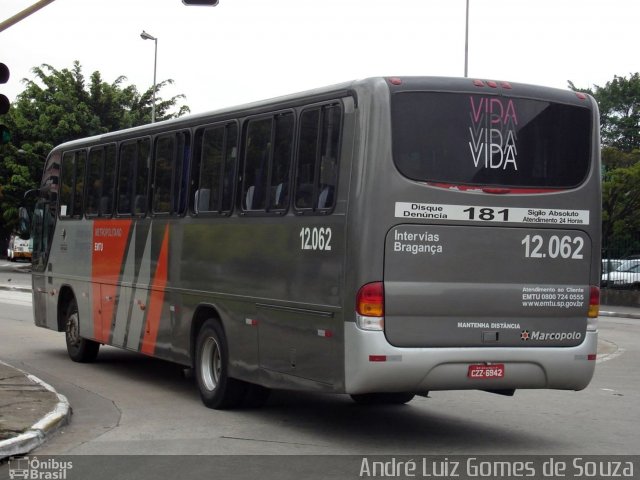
[31,198,57,330]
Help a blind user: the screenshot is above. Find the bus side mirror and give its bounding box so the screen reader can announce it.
[18,207,31,240]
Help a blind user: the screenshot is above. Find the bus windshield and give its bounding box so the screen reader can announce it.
[391,92,592,189]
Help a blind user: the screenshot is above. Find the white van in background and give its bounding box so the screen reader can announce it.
[7,234,32,262]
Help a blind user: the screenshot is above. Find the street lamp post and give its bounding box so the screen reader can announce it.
[140,30,158,123]
[464,0,469,77]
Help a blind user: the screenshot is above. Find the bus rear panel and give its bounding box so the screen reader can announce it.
[345,77,600,396]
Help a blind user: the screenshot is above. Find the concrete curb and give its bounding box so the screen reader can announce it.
[0,361,71,460]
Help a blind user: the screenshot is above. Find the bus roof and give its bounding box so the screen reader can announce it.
[49,76,594,153]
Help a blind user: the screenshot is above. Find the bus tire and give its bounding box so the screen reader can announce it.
[195,319,246,409]
[350,393,415,405]
[65,298,100,363]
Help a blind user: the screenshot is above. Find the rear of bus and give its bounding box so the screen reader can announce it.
[345,77,600,396]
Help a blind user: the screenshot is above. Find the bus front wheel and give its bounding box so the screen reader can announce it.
[65,298,100,363]
[350,393,415,405]
[195,319,246,409]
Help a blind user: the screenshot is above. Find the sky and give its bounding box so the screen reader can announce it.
[1,0,638,115]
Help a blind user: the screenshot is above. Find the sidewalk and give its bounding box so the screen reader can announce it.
[1,264,71,460]
[0,261,32,294]
[0,361,71,460]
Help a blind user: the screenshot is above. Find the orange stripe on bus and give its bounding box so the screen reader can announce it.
[92,219,132,343]
[141,226,170,355]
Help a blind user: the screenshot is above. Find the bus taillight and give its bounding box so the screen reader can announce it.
[588,286,600,319]
[356,282,384,331]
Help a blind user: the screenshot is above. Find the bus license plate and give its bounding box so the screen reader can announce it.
[467,364,505,379]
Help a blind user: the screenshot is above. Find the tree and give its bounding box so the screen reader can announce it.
[569,73,640,153]
[601,161,640,257]
[570,74,640,259]
[9,61,189,148]
[0,60,190,250]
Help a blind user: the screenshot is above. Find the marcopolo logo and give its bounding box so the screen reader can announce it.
[521,330,582,342]
[9,456,73,480]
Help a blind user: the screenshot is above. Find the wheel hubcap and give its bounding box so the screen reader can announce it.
[201,336,221,392]
[66,312,81,347]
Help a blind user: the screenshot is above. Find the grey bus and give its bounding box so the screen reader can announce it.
[26,77,601,408]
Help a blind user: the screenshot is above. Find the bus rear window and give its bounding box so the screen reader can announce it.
[391,92,591,188]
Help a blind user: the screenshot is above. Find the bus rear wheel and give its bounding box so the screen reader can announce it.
[350,393,415,405]
[65,298,100,363]
[195,319,247,409]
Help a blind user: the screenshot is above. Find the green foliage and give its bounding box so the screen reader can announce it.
[571,73,640,255]
[569,73,640,152]
[601,146,640,170]
[601,160,640,254]
[0,60,190,247]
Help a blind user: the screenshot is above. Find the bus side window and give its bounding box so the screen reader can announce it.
[117,138,150,217]
[59,150,87,219]
[242,118,271,211]
[102,145,116,216]
[152,135,175,215]
[152,131,191,216]
[270,113,294,211]
[176,132,191,215]
[194,122,237,215]
[241,112,293,214]
[86,149,103,216]
[294,103,342,214]
[118,142,135,215]
[86,144,116,218]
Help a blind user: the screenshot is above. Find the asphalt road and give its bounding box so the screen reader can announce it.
[0,268,638,479]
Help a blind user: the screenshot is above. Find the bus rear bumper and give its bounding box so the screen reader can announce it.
[344,322,598,394]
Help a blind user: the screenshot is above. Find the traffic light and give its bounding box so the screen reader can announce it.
[0,62,9,145]
[182,0,219,5]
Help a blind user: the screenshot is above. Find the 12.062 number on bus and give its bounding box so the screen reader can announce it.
[299,227,333,251]
[521,234,584,260]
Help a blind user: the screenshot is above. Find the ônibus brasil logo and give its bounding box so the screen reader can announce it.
[8,456,73,480]
[521,330,582,342]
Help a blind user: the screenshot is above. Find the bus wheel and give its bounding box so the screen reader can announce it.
[195,319,246,409]
[65,298,100,363]
[350,393,415,405]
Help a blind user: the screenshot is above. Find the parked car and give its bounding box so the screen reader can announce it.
[6,234,32,262]
[601,260,640,288]
[601,258,623,275]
